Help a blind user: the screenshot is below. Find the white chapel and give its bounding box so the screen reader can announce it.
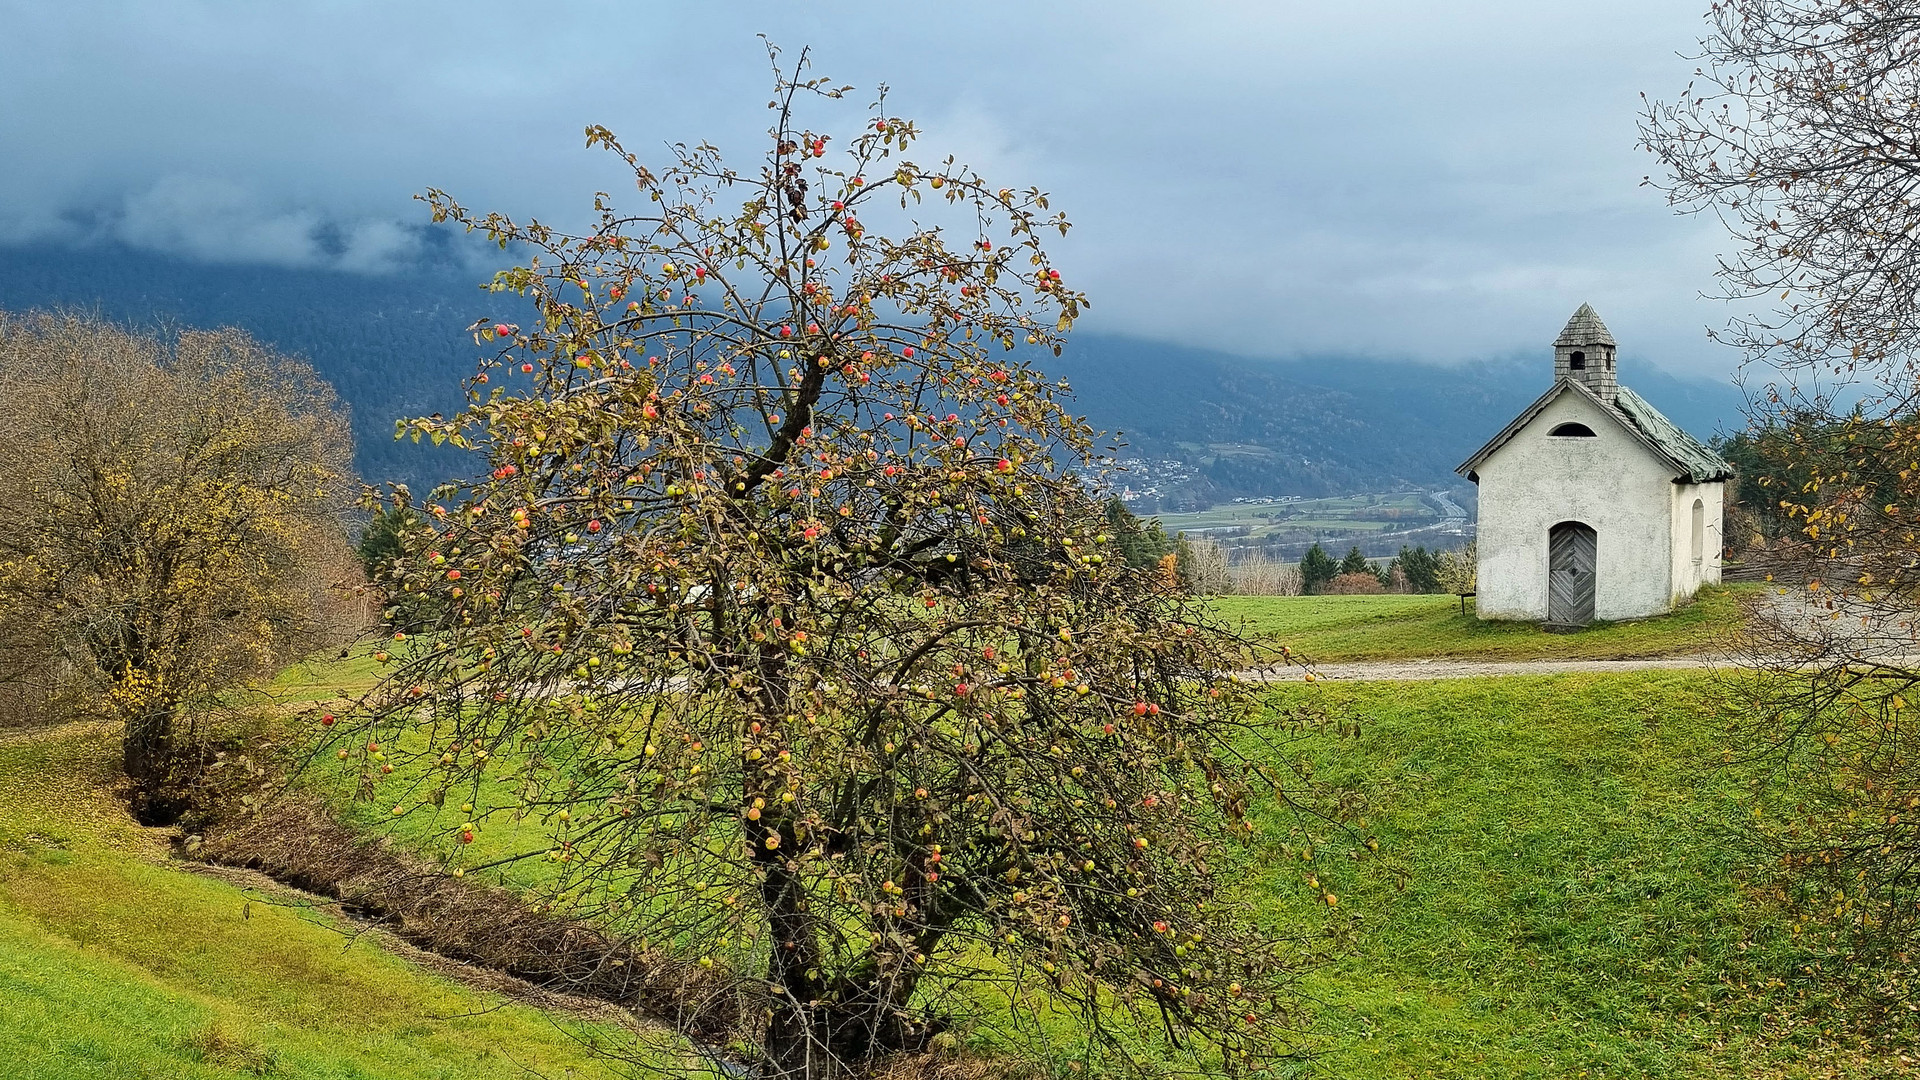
[1456,304,1733,627]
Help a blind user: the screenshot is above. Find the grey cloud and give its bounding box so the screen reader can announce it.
[0,0,1739,377]
[118,176,326,268]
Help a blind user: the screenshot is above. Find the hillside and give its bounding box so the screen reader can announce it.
[0,722,664,1079]
[265,630,1888,1077]
[1265,671,1856,1078]
[3,598,1905,1076]
[1049,335,1744,509]
[0,243,1746,502]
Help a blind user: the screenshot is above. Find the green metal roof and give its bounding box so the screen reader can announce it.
[1611,385,1734,484]
[1455,378,1735,484]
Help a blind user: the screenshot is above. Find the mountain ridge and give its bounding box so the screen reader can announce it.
[0,243,1745,504]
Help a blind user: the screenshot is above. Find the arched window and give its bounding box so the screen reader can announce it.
[1690,498,1705,564]
[1569,350,1587,370]
[1549,422,1597,437]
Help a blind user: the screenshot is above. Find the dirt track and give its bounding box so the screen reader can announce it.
[1241,656,1727,682]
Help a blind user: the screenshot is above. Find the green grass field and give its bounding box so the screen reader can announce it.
[272,636,1902,1076]
[0,722,675,1080]
[10,587,1900,1078]
[1251,671,1884,1078]
[1211,585,1752,662]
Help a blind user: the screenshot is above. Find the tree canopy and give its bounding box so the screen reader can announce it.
[1641,0,1920,403]
[1337,546,1370,578]
[1395,545,1441,594]
[1644,2,1920,1018]
[1299,543,1338,595]
[0,312,357,821]
[339,55,1328,1079]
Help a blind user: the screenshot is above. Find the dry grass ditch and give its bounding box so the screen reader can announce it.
[193,794,743,1043]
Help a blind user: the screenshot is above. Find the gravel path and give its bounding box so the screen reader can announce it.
[1240,656,1729,682]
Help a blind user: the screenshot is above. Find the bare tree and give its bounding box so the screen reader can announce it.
[0,312,357,822]
[1230,552,1302,596]
[1435,542,1477,615]
[1644,2,1920,1025]
[1641,0,1920,405]
[1178,535,1234,595]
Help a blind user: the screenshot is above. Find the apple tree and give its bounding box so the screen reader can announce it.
[341,56,1326,1079]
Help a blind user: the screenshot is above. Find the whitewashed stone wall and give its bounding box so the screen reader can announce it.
[1473,389,1683,621]
[1667,480,1723,600]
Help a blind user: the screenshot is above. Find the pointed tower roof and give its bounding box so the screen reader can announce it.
[1553,303,1616,348]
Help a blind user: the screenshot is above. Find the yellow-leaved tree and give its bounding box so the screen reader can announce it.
[0,312,358,823]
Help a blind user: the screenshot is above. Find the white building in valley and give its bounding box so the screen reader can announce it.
[1456,304,1733,626]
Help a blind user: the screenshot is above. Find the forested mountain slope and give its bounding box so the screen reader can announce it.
[0,244,1744,501]
[1048,336,1743,507]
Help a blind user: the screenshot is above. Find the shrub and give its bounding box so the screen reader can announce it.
[1323,572,1386,595]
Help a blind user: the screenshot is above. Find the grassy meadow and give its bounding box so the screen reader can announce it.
[0,722,669,1080]
[1252,671,1881,1078]
[1211,584,1752,662]
[6,590,1905,1078]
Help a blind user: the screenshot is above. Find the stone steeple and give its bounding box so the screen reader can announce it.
[1552,303,1618,403]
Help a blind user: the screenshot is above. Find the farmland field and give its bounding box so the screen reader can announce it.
[1154,492,1440,539]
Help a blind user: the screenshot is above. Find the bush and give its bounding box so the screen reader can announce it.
[1324,572,1386,595]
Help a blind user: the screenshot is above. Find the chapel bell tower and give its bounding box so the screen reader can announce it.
[1553,302,1618,404]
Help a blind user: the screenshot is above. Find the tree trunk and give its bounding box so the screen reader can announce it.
[122,702,190,825]
[760,845,844,1080]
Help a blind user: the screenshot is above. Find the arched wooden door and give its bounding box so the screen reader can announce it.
[1547,521,1597,627]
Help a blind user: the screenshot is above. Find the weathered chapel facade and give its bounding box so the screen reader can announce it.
[1456,304,1733,626]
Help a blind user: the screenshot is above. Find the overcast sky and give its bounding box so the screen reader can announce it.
[0,0,1740,379]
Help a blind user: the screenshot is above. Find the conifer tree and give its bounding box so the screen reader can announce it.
[1338,545,1370,578]
[1396,545,1441,593]
[1299,543,1338,594]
